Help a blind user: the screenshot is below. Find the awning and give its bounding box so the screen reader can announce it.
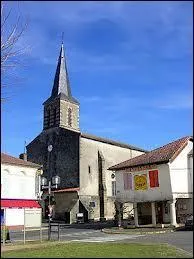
[1,199,41,208]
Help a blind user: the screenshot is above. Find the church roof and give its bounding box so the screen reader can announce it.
[44,44,79,105]
[109,136,193,171]
[81,132,148,152]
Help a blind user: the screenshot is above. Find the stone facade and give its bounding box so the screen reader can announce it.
[27,127,80,189]
[78,136,144,222]
[26,43,146,223]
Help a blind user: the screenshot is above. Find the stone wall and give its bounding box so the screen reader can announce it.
[79,136,144,197]
[26,127,80,189]
[60,99,79,131]
[79,136,145,220]
[54,191,79,223]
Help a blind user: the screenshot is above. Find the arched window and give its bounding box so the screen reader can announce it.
[53,108,57,125]
[112,181,116,196]
[47,109,51,127]
[68,108,72,127]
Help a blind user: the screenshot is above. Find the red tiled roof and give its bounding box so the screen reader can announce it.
[109,136,193,171]
[1,153,41,168]
[53,187,79,193]
[1,199,41,208]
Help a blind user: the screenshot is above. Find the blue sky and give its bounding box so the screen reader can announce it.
[2,1,193,157]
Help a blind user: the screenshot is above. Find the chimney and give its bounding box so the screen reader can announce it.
[19,153,27,161]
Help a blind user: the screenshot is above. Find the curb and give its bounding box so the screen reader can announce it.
[101,228,175,235]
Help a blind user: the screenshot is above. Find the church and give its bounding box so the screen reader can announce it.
[26,43,147,223]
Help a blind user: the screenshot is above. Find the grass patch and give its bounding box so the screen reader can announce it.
[1,242,192,258]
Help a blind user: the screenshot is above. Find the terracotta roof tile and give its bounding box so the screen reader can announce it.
[1,153,41,168]
[109,136,193,171]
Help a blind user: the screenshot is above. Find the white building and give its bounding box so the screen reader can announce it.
[109,136,193,227]
[1,153,42,229]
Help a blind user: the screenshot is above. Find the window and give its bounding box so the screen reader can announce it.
[112,181,116,196]
[47,109,51,127]
[123,173,133,190]
[68,108,72,127]
[89,202,95,207]
[53,108,57,125]
[88,166,91,174]
[149,170,159,187]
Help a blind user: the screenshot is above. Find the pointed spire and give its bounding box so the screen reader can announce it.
[51,43,72,98]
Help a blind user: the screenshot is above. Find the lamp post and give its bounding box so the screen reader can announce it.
[41,145,61,241]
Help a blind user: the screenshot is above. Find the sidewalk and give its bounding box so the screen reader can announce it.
[101,225,183,235]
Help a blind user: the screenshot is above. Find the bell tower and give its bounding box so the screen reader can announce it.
[43,43,80,132]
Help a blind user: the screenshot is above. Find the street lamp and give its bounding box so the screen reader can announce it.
[41,144,61,241]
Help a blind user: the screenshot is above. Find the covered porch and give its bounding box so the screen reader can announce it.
[133,199,178,227]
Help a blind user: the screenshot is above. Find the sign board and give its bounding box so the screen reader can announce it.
[134,174,148,190]
[24,208,42,228]
[50,225,58,231]
[77,213,83,217]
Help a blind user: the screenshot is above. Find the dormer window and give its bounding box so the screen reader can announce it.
[68,108,72,127]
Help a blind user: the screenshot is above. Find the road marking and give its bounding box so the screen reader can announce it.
[59,230,100,237]
[70,234,143,243]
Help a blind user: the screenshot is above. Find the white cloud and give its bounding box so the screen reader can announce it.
[80,90,193,114]
[153,92,193,110]
[10,1,191,74]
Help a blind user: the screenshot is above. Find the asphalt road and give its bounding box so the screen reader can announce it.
[8,227,193,256]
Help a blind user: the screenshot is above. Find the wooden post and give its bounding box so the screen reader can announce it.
[40,225,42,242]
[58,224,60,241]
[3,224,6,246]
[40,209,42,242]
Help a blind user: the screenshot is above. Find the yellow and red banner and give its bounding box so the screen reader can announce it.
[134,174,147,190]
[149,170,159,187]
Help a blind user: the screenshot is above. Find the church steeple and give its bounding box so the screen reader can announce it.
[43,42,80,132]
[51,44,72,99]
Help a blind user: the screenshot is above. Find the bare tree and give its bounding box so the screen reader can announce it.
[114,201,135,228]
[1,1,29,101]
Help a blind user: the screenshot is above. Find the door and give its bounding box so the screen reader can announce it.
[79,201,88,223]
[157,202,163,224]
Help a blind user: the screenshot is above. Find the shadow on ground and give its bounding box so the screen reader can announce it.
[44,220,117,230]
